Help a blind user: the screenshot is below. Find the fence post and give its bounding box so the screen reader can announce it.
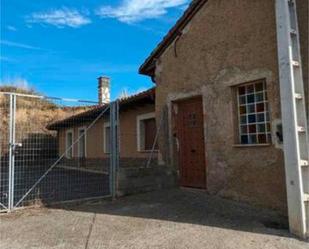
[8,94,16,211]
[109,101,119,200]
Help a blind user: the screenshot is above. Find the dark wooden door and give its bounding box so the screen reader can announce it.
[144,118,158,150]
[174,97,206,189]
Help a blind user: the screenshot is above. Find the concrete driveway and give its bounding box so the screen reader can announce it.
[0,189,307,249]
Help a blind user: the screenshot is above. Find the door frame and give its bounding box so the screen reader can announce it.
[167,92,208,189]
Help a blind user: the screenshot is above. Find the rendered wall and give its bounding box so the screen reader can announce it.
[57,104,156,162]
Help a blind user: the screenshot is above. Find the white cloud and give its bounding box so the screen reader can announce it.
[0,77,31,90]
[0,40,42,50]
[117,86,148,99]
[6,25,17,31]
[27,8,91,28]
[96,0,189,23]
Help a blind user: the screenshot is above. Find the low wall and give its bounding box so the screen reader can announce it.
[60,157,158,173]
[117,166,177,197]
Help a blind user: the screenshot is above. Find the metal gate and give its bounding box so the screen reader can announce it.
[0,92,118,212]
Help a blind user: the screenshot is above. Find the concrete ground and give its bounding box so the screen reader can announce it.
[0,189,307,249]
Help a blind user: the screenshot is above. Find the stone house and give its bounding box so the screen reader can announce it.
[139,0,308,235]
[47,80,158,171]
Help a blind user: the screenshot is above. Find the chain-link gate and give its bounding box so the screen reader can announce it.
[0,92,118,212]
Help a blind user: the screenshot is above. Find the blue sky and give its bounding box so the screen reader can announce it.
[0,0,189,101]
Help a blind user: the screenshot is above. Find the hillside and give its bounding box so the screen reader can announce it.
[0,86,93,147]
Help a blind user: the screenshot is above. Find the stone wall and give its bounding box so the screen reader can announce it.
[117,166,177,197]
[152,0,308,214]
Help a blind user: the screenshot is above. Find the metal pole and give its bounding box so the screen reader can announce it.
[109,101,120,200]
[8,94,16,211]
[145,111,164,168]
[109,102,115,200]
[115,100,120,190]
[11,95,16,210]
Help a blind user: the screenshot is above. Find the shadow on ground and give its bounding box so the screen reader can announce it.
[54,188,294,239]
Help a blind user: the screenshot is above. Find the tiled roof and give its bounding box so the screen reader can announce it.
[47,87,155,130]
[139,0,208,77]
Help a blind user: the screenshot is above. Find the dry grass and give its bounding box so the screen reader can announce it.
[0,86,92,145]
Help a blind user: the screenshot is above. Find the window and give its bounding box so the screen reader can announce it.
[65,130,73,158]
[103,122,111,154]
[78,127,86,158]
[237,80,271,145]
[137,113,158,151]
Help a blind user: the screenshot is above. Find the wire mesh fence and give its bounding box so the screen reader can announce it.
[0,89,159,212]
[0,94,10,211]
[0,92,114,212]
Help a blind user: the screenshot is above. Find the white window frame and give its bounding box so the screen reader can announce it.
[103,122,110,154]
[65,129,74,159]
[77,126,87,158]
[136,112,156,152]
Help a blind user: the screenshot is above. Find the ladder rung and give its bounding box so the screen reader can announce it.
[297,126,306,133]
[290,29,297,35]
[300,160,309,167]
[304,194,309,202]
[288,0,295,5]
[292,60,300,67]
[294,93,303,100]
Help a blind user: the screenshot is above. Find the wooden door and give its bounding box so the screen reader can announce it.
[174,97,206,189]
[144,118,158,150]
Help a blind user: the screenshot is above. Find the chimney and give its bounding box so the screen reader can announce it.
[98,76,110,104]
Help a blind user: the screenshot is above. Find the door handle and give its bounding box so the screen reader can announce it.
[191,149,196,153]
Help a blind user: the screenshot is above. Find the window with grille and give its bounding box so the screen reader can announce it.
[137,113,158,151]
[237,80,271,145]
[65,130,74,158]
[103,123,111,154]
[78,127,86,158]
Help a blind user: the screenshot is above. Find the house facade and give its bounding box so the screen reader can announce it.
[139,0,308,216]
[47,87,158,171]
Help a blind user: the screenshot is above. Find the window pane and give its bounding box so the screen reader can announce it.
[258,124,266,133]
[240,115,247,124]
[249,125,256,133]
[238,86,246,95]
[237,80,271,145]
[247,104,255,113]
[239,96,246,105]
[256,103,265,112]
[247,94,255,103]
[255,92,264,102]
[241,135,248,144]
[240,125,248,134]
[247,85,254,94]
[239,106,246,115]
[248,114,256,123]
[255,82,264,92]
[257,113,265,122]
[258,134,267,143]
[248,135,257,144]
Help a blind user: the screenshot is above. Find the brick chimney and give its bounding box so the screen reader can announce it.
[98,76,110,104]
